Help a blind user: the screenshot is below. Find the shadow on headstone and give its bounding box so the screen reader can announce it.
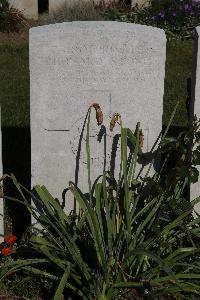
[2,127,31,241]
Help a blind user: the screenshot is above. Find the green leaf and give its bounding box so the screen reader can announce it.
[69,182,106,269]
[54,264,70,300]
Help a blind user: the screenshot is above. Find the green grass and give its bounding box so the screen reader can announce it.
[0,44,29,127]
[163,39,194,127]
[0,39,194,128]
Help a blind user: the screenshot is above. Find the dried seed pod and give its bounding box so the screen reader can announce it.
[110,113,121,132]
[139,129,144,148]
[134,123,144,148]
[91,103,103,126]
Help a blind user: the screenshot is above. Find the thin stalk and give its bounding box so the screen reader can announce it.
[128,123,140,187]
[121,125,131,244]
[86,107,92,205]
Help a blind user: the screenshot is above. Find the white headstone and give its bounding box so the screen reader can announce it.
[0,107,4,241]
[191,27,200,209]
[30,21,166,213]
[9,0,38,20]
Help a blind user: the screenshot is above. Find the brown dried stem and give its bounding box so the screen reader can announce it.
[110,113,121,132]
[91,103,103,126]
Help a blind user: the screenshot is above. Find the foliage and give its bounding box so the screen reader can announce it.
[0,237,53,298]
[1,104,200,299]
[103,0,200,40]
[40,0,104,25]
[0,0,28,32]
[0,264,52,299]
[159,116,200,219]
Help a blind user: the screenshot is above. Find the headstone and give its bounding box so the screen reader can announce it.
[191,26,200,210]
[9,0,38,20]
[0,107,4,242]
[30,21,166,213]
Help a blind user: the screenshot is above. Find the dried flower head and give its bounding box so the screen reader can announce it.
[110,113,121,132]
[139,129,144,148]
[134,123,144,148]
[91,103,103,126]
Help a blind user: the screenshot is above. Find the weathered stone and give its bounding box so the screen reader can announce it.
[0,107,4,242]
[30,21,166,213]
[9,0,38,20]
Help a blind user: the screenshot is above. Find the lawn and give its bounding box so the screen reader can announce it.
[0,39,194,128]
[0,43,29,127]
[163,39,194,127]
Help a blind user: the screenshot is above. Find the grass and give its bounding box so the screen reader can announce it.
[0,39,194,128]
[163,39,194,127]
[0,44,29,127]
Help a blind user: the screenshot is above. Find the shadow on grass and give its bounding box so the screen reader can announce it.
[161,73,193,202]
[2,127,31,240]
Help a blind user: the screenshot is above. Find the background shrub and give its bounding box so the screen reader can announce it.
[104,0,200,39]
[0,0,28,32]
[39,0,105,25]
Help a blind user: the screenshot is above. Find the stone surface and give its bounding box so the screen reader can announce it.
[30,21,166,213]
[191,27,200,210]
[0,107,3,242]
[9,0,38,20]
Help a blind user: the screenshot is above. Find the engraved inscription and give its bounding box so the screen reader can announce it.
[39,32,154,87]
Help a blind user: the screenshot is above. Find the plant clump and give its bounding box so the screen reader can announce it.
[0,0,28,33]
[40,0,105,25]
[104,0,200,40]
[0,104,200,299]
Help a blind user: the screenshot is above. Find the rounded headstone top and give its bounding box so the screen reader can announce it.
[29,21,166,40]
